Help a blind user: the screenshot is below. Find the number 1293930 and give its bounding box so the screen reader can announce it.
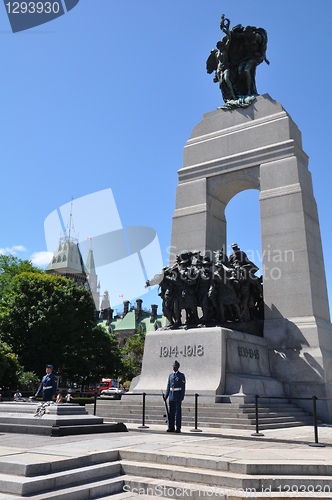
[6,2,61,13]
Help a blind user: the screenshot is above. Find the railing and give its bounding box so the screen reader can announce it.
[249,394,326,447]
[91,391,329,447]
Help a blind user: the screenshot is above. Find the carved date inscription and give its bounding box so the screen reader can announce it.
[159,345,204,358]
[237,346,259,359]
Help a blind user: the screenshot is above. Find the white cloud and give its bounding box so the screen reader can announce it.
[0,245,27,255]
[12,245,26,253]
[30,251,53,266]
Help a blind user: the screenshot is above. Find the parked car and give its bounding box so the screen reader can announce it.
[100,387,122,400]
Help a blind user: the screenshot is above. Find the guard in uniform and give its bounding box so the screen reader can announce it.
[165,360,186,433]
[35,364,57,401]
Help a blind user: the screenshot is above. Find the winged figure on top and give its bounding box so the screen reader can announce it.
[206,14,269,109]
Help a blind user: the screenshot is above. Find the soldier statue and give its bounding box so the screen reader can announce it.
[148,242,263,328]
[207,14,269,108]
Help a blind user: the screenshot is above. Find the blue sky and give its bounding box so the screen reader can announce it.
[1,1,332,314]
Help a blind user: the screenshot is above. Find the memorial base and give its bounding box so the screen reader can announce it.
[132,327,285,400]
[0,402,127,436]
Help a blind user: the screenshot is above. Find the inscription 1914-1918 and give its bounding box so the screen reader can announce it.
[159,344,204,358]
[238,346,259,359]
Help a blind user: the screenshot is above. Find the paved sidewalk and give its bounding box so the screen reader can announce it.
[126,422,332,446]
[1,423,332,460]
[1,424,332,499]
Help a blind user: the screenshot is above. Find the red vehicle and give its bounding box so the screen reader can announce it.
[87,378,118,395]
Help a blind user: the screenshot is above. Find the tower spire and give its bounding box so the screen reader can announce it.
[68,197,73,241]
[62,196,78,244]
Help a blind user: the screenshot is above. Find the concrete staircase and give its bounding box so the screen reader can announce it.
[87,398,317,430]
[0,446,331,499]
[0,449,123,499]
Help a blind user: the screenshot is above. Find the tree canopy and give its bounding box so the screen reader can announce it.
[120,328,146,381]
[0,254,41,295]
[0,256,122,386]
[0,341,22,389]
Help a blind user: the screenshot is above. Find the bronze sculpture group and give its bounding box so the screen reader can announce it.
[146,244,263,329]
[143,15,269,329]
[207,14,269,108]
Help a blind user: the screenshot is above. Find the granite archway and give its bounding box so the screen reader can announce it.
[170,94,332,421]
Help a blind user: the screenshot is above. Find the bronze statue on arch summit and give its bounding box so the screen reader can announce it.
[206,14,269,109]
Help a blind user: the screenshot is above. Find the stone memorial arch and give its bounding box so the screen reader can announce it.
[170,94,332,421]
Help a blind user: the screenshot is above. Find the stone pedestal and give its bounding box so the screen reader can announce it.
[0,402,127,436]
[168,94,332,422]
[133,327,284,400]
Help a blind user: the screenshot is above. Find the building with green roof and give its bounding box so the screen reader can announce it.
[98,299,166,346]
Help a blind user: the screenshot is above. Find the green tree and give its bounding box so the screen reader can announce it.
[82,324,122,385]
[0,271,121,383]
[17,371,40,391]
[120,328,146,381]
[0,341,22,389]
[0,254,41,296]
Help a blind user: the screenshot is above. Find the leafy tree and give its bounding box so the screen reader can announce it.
[120,328,146,381]
[17,371,39,391]
[0,271,122,383]
[67,324,122,384]
[0,254,41,296]
[0,341,21,389]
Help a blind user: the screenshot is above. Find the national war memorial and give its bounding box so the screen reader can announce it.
[133,14,332,424]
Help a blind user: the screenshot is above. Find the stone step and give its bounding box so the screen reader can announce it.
[0,423,54,436]
[252,421,317,430]
[8,476,125,500]
[93,406,310,416]
[1,469,328,500]
[106,419,316,431]
[100,413,315,425]
[95,401,301,409]
[0,403,88,415]
[101,477,331,500]
[96,398,301,405]
[0,421,125,436]
[120,460,332,491]
[0,461,122,496]
[102,480,231,500]
[0,447,330,500]
[94,410,313,423]
[120,460,253,490]
[119,449,332,476]
[197,415,312,424]
[114,420,315,430]
[86,398,315,430]
[105,417,315,431]
[0,402,127,437]
[0,414,104,427]
[0,449,120,477]
[91,405,309,412]
[214,421,317,430]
